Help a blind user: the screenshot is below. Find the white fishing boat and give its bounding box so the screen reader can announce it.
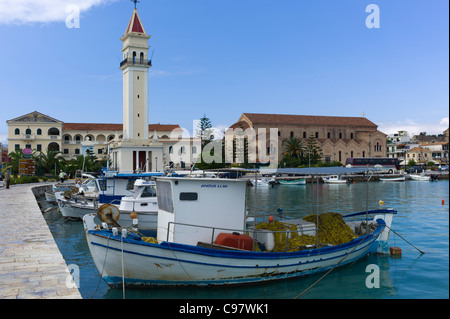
[379,176,406,182]
[279,179,306,185]
[409,174,431,181]
[250,176,276,187]
[59,179,158,229]
[83,176,396,288]
[322,175,347,184]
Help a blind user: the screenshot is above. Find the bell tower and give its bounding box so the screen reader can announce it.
[120,7,151,140]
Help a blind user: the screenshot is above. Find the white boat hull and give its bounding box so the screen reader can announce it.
[380,176,405,182]
[409,174,431,181]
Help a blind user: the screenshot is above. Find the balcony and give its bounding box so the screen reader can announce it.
[22,134,35,140]
[120,57,152,69]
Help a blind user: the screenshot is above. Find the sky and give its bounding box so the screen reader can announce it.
[0,0,448,145]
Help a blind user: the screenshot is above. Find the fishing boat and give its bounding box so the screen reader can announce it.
[409,174,431,181]
[379,176,406,182]
[279,179,306,185]
[322,175,347,184]
[83,176,396,287]
[59,179,158,229]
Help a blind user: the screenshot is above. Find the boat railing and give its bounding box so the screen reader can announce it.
[166,221,320,251]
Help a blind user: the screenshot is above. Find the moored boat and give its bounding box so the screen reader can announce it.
[83,176,396,288]
[379,176,406,182]
[279,179,306,185]
[322,175,347,184]
[409,174,431,181]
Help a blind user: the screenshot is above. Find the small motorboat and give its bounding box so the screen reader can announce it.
[279,179,306,185]
[322,175,347,184]
[379,176,406,182]
[409,174,431,181]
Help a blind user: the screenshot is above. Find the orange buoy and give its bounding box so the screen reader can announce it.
[390,246,402,255]
[269,215,274,223]
[130,212,137,220]
[442,199,445,205]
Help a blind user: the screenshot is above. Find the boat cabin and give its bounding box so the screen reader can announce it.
[155,177,247,246]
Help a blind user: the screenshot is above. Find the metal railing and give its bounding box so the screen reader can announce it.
[120,58,152,68]
[165,221,319,252]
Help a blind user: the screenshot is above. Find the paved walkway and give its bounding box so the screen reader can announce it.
[0,183,82,299]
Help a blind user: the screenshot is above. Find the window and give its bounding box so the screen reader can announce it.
[192,146,197,154]
[37,144,42,152]
[25,128,31,135]
[15,128,20,135]
[303,132,307,138]
[63,149,69,154]
[350,133,354,139]
[325,156,331,163]
[290,131,294,138]
[15,144,20,150]
[327,132,331,139]
[169,146,173,154]
[156,181,174,213]
[37,128,42,135]
[339,133,342,139]
[25,144,31,149]
[351,151,354,158]
[315,132,319,138]
[140,52,144,64]
[75,149,80,155]
[179,192,198,201]
[142,185,157,198]
[98,149,103,154]
[363,151,365,158]
[339,151,342,162]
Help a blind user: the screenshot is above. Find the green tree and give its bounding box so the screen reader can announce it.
[283,137,305,159]
[36,149,66,176]
[197,114,214,145]
[7,149,24,175]
[304,134,323,166]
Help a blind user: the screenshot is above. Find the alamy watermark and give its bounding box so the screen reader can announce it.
[365,264,380,288]
[66,263,80,289]
[65,4,80,29]
[366,4,380,29]
[167,122,280,168]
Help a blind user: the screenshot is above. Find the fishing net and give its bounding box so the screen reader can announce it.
[255,212,355,252]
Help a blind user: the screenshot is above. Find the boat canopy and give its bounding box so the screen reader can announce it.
[209,166,378,176]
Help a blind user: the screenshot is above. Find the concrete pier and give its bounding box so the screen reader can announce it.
[0,183,82,299]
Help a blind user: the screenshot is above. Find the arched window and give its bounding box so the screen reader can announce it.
[327,132,331,139]
[192,146,197,154]
[315,132,319,138]
[48,127,60,136]
[350,133,354,139]
[37,128,42,135]
[339,132,342,139]
[169,146,173,154]
[303,132,306,138]
[132,51,136,63]
[290,131,294,138]
[140,52,144,64]
[14,128,20,135]
[25,128,31,135]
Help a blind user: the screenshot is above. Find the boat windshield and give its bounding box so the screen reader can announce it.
[141,185,157,198]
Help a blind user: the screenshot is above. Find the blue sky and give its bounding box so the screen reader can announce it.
[0,0,448,145]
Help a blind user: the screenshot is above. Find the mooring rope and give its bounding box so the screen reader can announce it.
[294,233,368,299]
[385,224,425,254]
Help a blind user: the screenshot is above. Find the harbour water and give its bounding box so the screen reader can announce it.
[41,179,449,299]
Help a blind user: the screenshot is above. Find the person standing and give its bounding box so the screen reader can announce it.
[59,170,65,183]
[5,168,10,189]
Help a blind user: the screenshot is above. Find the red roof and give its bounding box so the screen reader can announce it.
[125,8,146,35]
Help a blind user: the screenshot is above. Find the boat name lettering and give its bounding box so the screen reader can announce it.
[200,184,228,188]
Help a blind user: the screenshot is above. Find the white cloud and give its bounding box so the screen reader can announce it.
[0,0,114,25]
[378,117,449,137]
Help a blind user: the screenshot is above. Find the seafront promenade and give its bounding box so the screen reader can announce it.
[0,183,82,299]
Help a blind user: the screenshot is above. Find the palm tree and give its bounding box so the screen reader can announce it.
[7,149,24,175]
[36,149,66,175]
[283,137,305,159]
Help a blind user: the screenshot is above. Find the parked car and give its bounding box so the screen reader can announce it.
[408,166,425,174]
